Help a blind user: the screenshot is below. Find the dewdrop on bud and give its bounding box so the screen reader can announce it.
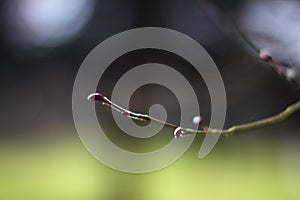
[173,127,186,138]
[87,93,105,102]
[193,115,202,124]
[87,93,103,101]
[87,93,109,106]
[259,48,272,61]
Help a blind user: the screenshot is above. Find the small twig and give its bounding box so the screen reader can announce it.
[262,55,300,88]
[202,1,300,87]
[87,93,178,128]
[87,3,300,138]
[88,93,300,137]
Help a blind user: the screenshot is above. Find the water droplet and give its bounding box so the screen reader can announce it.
[173,127,186,138]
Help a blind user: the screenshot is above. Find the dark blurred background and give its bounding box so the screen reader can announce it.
[1,0,300,199]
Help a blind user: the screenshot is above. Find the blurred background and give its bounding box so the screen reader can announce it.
[1,0,300,199]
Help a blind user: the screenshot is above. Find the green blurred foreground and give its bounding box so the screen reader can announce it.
[1,131,300,200]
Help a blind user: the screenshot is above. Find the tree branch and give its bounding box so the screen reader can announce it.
[88,93,300,137]
[87,2,300,138]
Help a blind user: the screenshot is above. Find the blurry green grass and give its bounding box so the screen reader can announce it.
[0,132,300,200]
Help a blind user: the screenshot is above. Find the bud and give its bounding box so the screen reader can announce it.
[192,115,202,125]
[87,93,105,102]
[259,48,272,61]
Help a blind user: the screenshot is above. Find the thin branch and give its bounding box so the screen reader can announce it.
[88,93,300,137]
[202,1,300,87]
[87,3,300,138]
[201,0,260,54]
[263,56,300,88]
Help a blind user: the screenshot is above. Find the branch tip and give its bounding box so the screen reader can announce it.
[87,93,105,102]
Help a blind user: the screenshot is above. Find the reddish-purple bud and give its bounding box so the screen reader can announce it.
[87,93,105,102]
[259,48,272,61]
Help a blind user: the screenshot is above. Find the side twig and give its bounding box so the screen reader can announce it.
[88,93,300,137]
